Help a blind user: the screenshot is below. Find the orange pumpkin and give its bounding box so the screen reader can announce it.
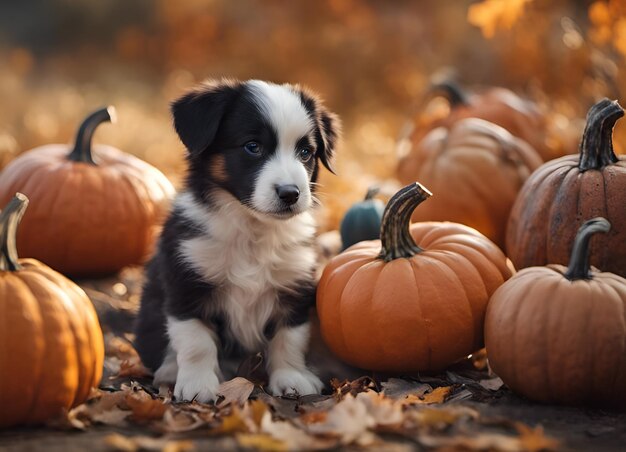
[486,217,626,407]
[506,98,626,277]
[398,118,542,248]
[0,194,104,427]
[317,183,514,372]
[396,80,556,182]
[0,107,175,277]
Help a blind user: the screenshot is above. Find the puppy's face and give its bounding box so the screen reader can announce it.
[172,79,340,218]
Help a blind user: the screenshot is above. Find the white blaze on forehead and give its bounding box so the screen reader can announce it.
[247,80,314,150]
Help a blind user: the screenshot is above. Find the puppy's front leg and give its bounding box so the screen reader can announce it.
[267,322,323,396]
[168,317,221,403]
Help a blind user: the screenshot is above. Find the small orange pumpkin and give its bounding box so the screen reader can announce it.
[486,217,626,407]
[0,194,104,427]
[317,183,514,372]
[0,107,175,277]
[506,98,626,277]
[398,118,542,248]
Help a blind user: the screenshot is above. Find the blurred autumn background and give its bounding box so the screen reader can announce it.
[0,0,625,230]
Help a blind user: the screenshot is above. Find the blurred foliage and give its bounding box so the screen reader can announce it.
[0,0,624,231]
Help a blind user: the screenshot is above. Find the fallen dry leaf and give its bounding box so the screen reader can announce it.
[105,433,194,452]
[515,422,560,452]
[403,386,452,405]
[216,377,255,407]
[479,376,504,391]
[115,357,151,379]
[260,410,337,450]
[236,433,289,451]
[157,409,207,433]
[215,399,267,435]
[412,405,479,429]
[381,378,431,399]
[125,389,168,422]
[330,376,377,400]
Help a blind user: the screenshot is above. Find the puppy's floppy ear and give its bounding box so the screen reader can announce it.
[317,109,340,174]
[171,80,239,156]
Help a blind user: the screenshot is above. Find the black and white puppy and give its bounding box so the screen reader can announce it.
[134,79,339,403]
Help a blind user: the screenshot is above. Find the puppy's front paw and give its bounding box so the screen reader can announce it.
[174,366,219,403]
[269,368,324,396]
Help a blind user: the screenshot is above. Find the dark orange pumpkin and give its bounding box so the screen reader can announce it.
[0,194,104,427]
[396,81,557,184]
[317,183,514,372]
[0,107,175,277]
[399,118,542,248]
[486,217,626,407]
[506,98,626,277]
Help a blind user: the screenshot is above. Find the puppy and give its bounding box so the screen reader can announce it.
[134,79,339,403]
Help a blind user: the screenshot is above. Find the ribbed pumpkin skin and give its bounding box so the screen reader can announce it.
[506,155,626,276]
[506,99,626,277]
[485,264,626,407]
[0,258,104,427]
[0,144,174,276]
[401,118,542,248]
[317,220,514,373]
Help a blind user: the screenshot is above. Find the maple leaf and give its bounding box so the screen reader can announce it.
[515,423,560,452]
[468,0,533,38]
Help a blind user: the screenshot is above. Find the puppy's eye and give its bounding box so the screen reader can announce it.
[244,141,262,156]
[298,147,313,162]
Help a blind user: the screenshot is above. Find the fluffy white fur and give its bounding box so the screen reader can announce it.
[176,190,317,351]
[267,323,324,395]
[153,346,178,385]
[167,317,221,402]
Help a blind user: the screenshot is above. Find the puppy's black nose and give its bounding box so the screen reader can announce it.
[276,184,300,205]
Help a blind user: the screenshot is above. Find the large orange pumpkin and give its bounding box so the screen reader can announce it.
[0,194,104,427]
[506,98,626,277]
[0,107,175,277]
[317,183,514,372]
[396,80,556,182]
[486,217,626,407]
[398,118,542,248]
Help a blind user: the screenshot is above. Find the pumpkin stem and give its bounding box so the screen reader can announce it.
[0,193,29,272]
[378,182,431,261]
[430,80,470,107]
[578,99,623,172]
[67,106,117,165]
[564,217,610,281]
[364,186,380,201]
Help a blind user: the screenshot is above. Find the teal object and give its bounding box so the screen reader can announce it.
[340,187,385,250]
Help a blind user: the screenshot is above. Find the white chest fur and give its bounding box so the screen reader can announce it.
[175,191,317,351]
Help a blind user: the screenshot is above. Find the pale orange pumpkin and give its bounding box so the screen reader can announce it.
[317,183,514,372]
[486,217,626,407]
[398,118,542,248]
[0,194,104,427]
[396,80,556,173]
[0,107,175,277]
